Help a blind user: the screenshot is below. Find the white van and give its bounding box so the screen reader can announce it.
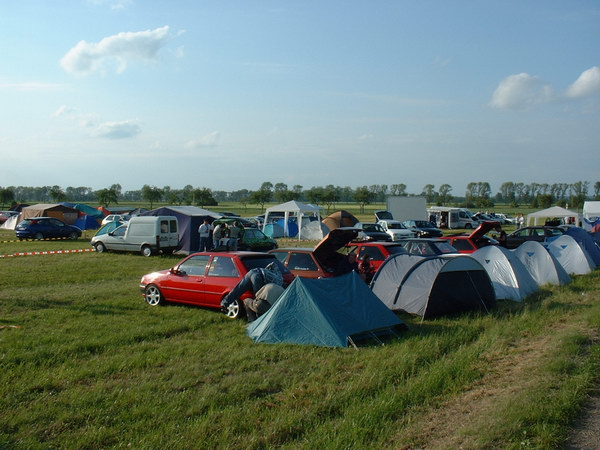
[427,207,480,229]
[91,216,179,256]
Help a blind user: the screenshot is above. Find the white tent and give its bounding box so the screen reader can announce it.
[544,234,596,275]
[512,241,571,286]
[526,206,578,226]
[583,201,600,220]
[0,214,19,230]
[262,201,323,240]
[471,246,539,301]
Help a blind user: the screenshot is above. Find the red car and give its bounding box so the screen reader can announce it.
[140,251,293,318]
[440,221,500,253]
[269,228,359,278]
[344,241,407,271]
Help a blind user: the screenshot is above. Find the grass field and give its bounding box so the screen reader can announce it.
[0,232,600,448]
[1,206,598,448]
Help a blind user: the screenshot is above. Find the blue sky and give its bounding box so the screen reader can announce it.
[1,0,599,196]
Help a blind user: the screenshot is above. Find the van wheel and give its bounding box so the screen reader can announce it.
[464,223,472,229]
[94,242,107,253]
[141,245,153,257]
[225,299,244,319]
[144,285,164,306]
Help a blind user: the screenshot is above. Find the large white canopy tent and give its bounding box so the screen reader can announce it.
[262,201,323,240]
[526,206,579,226]
[583,201,600,220]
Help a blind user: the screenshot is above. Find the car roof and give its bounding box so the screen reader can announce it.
[190,251,275,257]
[271,247,313,252]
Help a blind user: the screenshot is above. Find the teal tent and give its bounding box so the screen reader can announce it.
[247,272,406,348]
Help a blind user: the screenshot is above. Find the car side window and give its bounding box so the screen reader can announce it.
[179,255,210,276]
[113,226,127,237]
[359,246,384,261]
[549,228,563,236]
[208,256,239,277]
[49,219,64,227]
[271,252,288,263]
[514,229,528,237]
[452,239,474,251]
[533,229,545,236]
[288,253,318,271]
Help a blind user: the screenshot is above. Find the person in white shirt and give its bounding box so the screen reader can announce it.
[198,218,214,251]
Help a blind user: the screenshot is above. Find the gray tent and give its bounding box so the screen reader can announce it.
[512,241,571,286]
[370,254,495,318]
[544,234,596,275]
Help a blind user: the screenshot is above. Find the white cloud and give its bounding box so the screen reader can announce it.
[60,26,173,75]
[185,131,221,149]
[51,105,76,117]
[87,0,132,10]
[490,73,555,110]
[566,66,600,98]
[92,120,141,139]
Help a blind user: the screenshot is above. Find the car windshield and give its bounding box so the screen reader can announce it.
[387,223,405,229]
[433,241,458,254]
[241,256,291,275]
[243,229,267,239]
[414,220,434,228]
[362,224,383,232]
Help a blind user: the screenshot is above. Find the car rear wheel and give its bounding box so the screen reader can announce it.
[225,299,244,319]
[34,232,44,240]
[94,242,107,253]
[141,245,153,257]
[144,285,163,306]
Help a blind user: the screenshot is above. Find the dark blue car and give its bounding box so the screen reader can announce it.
[15,217,82,240]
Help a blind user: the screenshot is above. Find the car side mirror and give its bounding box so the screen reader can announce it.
[169,267,183,275]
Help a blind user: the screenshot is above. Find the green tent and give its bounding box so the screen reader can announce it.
[247,272,406,348]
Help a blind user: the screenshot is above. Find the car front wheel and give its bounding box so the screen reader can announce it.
[144,285,163,306]
[225,299,244,319]
[94,242,107,253]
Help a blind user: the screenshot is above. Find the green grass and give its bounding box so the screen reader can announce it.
[0,236,598,448]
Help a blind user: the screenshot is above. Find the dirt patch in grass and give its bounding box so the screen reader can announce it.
[395,322,593,449]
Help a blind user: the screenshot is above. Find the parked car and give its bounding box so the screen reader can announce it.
[237,227,277,251]
[398,238,459,256]
[140,252,293,319]
[101,214,131,226]
[377,220,416,241]
[15,217,82,240]
[440,221,500,254]
[402,220,443,238]
[269,228,359,278]
[91,216,179,256]
[354,222,392,241]
[0,211,18,224]
[502,226,566,249]
[343,241,407,271]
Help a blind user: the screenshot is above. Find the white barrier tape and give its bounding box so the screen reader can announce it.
[0,248,95,258]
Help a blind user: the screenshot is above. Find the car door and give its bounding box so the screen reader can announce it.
[160,254,211,304]
[203,256,242,306]
[506,229,529,249]
[104,225,129,251]
[46,219,68,238]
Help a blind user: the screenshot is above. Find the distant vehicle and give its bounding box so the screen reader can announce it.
[344,241,407,271]
[376,220,416,241]
[269,228,359,278]
[0,211,18,224]
[440,221,500,253]
[101,214,131,226]
[15,217,82,240]
[503,226,566,249]
[354,222,391,241]
[402,220,443,238]
[398,238,459,256]
[218,211,241,218]
[140,252,293,319]
[213,218,277,251]
[91,216,179,257]
[427,207,480,229]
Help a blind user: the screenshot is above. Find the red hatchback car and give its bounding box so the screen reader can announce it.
[343,241,407,271]
[140,251,293,318]
[440,221,500,254]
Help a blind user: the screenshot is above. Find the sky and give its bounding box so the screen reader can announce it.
[1,0,599,196]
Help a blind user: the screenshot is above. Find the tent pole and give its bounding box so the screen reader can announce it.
[467,271,490,313]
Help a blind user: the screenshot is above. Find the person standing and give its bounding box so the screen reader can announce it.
[212,222,224,249]
[198,218,213,252]
[228,221,241,251]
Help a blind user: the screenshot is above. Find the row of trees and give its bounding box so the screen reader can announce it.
[2,181,599,211]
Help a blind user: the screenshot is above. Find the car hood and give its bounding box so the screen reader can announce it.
[313,228,359,267]
[469,221,501,240]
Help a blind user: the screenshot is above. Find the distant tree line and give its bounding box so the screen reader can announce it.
[1,180,599,212]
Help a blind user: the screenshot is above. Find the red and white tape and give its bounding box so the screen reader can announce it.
[0,248,95,258]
